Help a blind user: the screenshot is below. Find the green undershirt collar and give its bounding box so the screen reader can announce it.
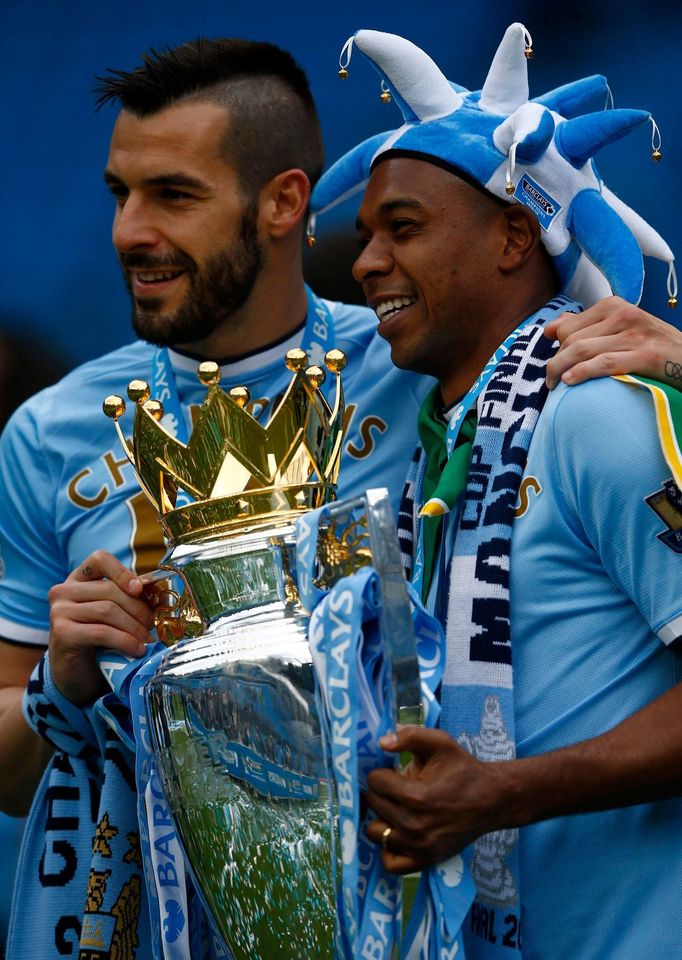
[417,385,477,600]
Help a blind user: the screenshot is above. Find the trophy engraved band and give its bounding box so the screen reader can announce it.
[103,349,420,958]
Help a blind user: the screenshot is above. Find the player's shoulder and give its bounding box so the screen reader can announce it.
[324,297,426,389]
[3,341,152,438]
[539,376,664,478]
[543,375,654,430]
[323,298,377,348]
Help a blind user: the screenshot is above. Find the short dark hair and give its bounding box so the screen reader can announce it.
[94,38,324,198]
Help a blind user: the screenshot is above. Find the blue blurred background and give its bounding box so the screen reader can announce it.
[2,0,681,371]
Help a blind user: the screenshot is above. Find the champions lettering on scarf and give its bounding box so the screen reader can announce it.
[41,753,82,889]
[19,651,152,960]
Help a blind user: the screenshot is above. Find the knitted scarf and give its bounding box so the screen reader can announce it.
[398,296,579,958]
[16,646,225,960]
[11,652,151,960]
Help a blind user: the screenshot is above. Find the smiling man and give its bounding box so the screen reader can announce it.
[355,160,554,406]
[312,26,682,960]
[106,99,274,353]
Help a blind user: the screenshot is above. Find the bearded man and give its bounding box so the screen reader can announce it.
[0,38,431,959]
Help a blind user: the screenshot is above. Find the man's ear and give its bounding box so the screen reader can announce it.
[498,204,542,272]
[259,169,311,239]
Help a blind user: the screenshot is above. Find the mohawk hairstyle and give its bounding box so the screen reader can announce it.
[94,37,324,197]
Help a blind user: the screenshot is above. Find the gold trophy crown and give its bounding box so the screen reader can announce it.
[103,347,347,546]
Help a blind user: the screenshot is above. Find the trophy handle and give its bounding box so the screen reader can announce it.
[323,487,423,730]
[142,571,205,646]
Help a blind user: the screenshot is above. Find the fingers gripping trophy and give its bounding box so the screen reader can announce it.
[102,348,422,960]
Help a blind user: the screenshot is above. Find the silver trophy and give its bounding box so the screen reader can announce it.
[103,351,420,958]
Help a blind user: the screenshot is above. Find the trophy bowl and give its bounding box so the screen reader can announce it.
[145,521,337,958]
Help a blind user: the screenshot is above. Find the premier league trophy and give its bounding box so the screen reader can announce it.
[102,349,421,959]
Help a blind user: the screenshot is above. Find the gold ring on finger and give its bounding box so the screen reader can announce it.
[380,825,392,851]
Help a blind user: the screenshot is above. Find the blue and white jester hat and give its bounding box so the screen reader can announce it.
[311,24,677,309]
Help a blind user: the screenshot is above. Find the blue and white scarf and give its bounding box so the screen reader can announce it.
[398,296,580,958]
[17,645,225,960]
[12,652,153,960]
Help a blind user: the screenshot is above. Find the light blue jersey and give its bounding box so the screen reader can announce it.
[511,377,682,960]
[0,297,429,648]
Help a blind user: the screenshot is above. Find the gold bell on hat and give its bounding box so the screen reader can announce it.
[523,27,534,59]
[650,119,662,161]
[380,81,392,103]
[667,263,677,308]
[338,36,353,81]
[305,214,317,248]
[505,181,515,196]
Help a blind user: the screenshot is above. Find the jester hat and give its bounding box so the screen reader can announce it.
[311,24,677,308]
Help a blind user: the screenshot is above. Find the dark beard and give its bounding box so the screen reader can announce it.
[122,209,264,347]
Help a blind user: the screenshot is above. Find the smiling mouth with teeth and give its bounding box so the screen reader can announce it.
[135,269,185,283]
[375,296,417,322]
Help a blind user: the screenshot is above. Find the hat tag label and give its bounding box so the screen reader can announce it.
[514,173,562,231]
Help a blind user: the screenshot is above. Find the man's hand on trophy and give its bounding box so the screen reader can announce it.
[544,296,682,390]
[48,550,155,706]
[365,726,507,874]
